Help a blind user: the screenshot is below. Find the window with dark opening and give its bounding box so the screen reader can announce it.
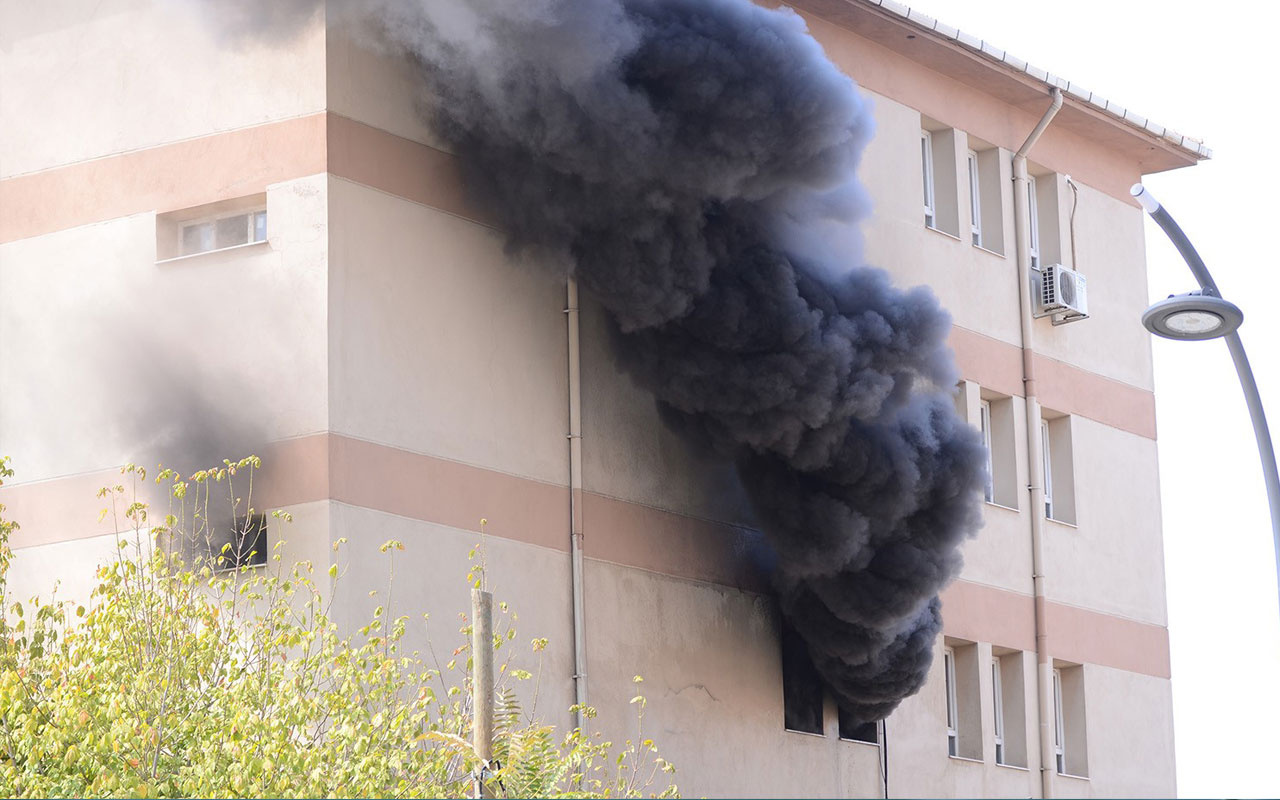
[781,622,824,735]
[211,513,268,571]
[838,707,879,744]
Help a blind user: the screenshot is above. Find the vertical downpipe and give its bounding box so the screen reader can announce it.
[1012,87,1062,799]
[566,278,589,730]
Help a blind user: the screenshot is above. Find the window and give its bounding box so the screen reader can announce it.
[206,513,268,572]
[942,640,981,759]
[1052,668,1066,774]
[944,647,958,756]
[1041,413,1077,524]
[1041,419,1054,520]
[156,194,269,262]
[1028,175,1041,270]
[992,650,1028,767]
[781,622,823,735]
[838,707,880,745]
[967,150,982,247]
[962,382,1017,509]
[180,209,267,257]
[1052,663,1089,776]
[991,657,1005,765]
[921,130,936,229]
[980,400,994,503]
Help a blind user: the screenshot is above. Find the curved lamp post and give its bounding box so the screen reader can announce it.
[1133,183,1280,623]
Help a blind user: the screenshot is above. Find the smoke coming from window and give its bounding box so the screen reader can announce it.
[214,0,988,724]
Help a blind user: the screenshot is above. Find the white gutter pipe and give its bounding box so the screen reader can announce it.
[1012,86,1062,799]
[566,278,588,730]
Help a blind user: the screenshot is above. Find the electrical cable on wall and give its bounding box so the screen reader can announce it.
[1066,175,1080,270]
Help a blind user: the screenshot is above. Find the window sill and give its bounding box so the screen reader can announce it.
[783,728,826,739]
[1045,516,1078,530]
[838,737,881,747]
[995,762,1030,772]
[947,755,984,765]
[984,501,1020,514]
[156,239,269,264]
[1056,771,1091,781]
[924,224,963,242]
[972,244,1007,259]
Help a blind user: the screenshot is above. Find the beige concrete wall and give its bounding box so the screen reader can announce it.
[1030,180,1154,391]
[1045,418,1168,625]
[0,174,330,484]
[585,560,883,799]
[326,28,441,150]
[1074,665,1177,798]
[325,502,579,734]
[0,0,326,179]
[326,176,569,486]
[860,89,1025,347]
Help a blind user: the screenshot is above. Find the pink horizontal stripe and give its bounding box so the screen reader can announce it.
[948,327,1157,440]
[0,114,328,244]
[3,433,1170,678]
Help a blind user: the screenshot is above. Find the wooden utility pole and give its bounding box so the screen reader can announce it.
[471,588,495,799]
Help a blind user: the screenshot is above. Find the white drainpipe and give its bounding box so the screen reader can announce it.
[1012,86,1062,799]
[566,278,588,729]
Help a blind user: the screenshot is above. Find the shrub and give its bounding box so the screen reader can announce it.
[0,457,677,798]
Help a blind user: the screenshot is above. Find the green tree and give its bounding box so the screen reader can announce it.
[0,457,677,798]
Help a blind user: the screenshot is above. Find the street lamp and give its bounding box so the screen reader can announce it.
[1133,183,1280,623]
[1142,292,1242,341]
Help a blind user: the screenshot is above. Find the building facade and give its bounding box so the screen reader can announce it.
[0,0,1204,796]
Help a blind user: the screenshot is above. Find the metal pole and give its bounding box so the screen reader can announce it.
[565,279,589,730]
[472,588,495,799]
[1222,331,1280,624]
[1136,188,1280,624]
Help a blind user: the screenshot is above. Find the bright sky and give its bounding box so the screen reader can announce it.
[893,1,1280,796]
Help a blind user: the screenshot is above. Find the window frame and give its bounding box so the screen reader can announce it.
[980,399,994,503]
[921,129,937,229]
[1041,419,1055,520]
[1027,175,1041,269]
[1052,668,1066,775]
[967,149,982,247]
[991,657,1005,765]
[178,208,268,258]
[943,646,958,757]
[210,513,268,573]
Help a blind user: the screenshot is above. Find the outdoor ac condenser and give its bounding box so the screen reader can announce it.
[1032,263,1089,325]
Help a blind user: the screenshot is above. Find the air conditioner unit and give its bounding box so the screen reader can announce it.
[1031,263,1089,325]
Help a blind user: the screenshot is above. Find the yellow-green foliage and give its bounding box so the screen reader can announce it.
[0,457,677,798]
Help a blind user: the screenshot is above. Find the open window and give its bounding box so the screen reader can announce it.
[1028,169,1064,270]
[838,707,880,745]
[967,137,1006,255]
[1041,411,1077,525]
[959,381,1018,509]
[967,149,982,247]
[200,513,268,572]
[922,129,937,229]
[781,622,824,735]
[942,638,980,759]
[920,118,961,237]
[1052,662,1089,777]
[980,399,994,503]
[991,649,1028,767]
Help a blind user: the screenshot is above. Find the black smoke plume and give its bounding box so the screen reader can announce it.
[215,0,988,723]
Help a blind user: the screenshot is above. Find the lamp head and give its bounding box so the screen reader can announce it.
[1142,291,1243,341]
